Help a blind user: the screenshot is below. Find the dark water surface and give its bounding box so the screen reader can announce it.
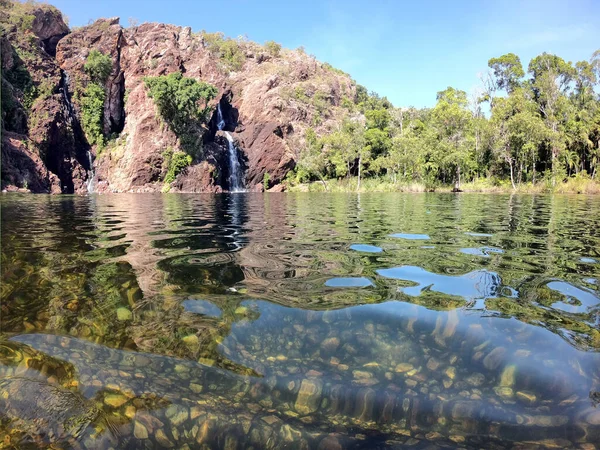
[1,193,600,449]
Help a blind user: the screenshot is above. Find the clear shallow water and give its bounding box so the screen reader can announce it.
[1,192,600,449]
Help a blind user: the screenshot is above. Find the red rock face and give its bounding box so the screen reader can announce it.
[3,7,356,193]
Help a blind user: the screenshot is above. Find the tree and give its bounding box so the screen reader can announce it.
[84,50,113,84]
[430,87,475,189]
[144,72,217,135]
[488,53,524,94]
[528,53,576,183]
[264,41,281,57]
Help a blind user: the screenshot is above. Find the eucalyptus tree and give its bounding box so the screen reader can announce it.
[528,53,576,182]
[430,87,475,189]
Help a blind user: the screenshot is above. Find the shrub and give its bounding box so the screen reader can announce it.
[144,72,217,135]
[264,41,281,57]
[164,151,192,184]
[201,31,245,71]
[84,50,113,84]
[80,83,105,146]
[263,172,270,190]
[219,40,245,71]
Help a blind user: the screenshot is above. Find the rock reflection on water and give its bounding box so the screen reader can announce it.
[1,192,600,448]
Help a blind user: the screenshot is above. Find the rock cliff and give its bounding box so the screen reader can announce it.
[1,1,357,193]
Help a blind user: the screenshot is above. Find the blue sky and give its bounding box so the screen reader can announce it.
[49,0,600,108]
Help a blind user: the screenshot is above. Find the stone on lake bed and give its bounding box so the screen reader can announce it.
[321,337,340,352]
[483,347,506,370]
[182,334,199,346]
[116,307,132,321]
[155,429,174,448]
[516,390,537,404]
[133,421,148,439]
[352,370,372,379]
[104,393,128,408]
[166,405,189,426]
[499,364,516,387]
[295,379,323,415]
[394,363,414,373]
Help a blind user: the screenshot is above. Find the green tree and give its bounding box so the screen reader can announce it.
[430,87,475,189]
[528,53,576,183]
[264,41,281,57]
[488,53,524,94]
[84,50,113,84]
[144,72,217,136]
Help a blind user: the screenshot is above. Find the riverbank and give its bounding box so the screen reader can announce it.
[288,175,600,194]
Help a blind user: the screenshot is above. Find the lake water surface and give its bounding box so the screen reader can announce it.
[1,193,600,449]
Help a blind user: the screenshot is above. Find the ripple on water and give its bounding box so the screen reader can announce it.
[325,277,374,288]
[181,299,222,317]
[389,233,430,240]
[349,244,382,253]
[461,247,504,257]
[465,232,493,237]
[580,257,598,264]
[377,265,516,300]
[546,281,599,313]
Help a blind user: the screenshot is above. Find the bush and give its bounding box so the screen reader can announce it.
[84,50,113,84]
[144,72,217,135]
[219,40,245,71]
[263,172,270,190]
[201,31,245,71]
[264,41,281,57]
[80,83,106,146]
[164,151,192,184]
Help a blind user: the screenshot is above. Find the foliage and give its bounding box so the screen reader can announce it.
[144,72,217,136]
[264,41,281,57]
[164,150,192,184]
[293,48,600,190]
[80,83,106,146]
[263,172,270,190]
[200,31,246,71]
[84,50,113,84]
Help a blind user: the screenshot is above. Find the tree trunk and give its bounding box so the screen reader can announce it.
[509,159,516,190]
[318,175,329,191]
[357,155,362,192]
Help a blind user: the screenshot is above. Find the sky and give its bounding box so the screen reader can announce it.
[48,0,600,108]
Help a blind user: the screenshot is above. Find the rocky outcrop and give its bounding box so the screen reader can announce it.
[1,2,89,193]
[1,132,61,193]
[2,1,357,193]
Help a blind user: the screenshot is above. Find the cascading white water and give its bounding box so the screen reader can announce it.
[217,103,244,192]
[86,150,95,193]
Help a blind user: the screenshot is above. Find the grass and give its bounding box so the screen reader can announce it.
[288,175,600,194]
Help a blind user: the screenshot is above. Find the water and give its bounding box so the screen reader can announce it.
[1,192,600,449]
[86,150,95,194]
[217,104,244,192]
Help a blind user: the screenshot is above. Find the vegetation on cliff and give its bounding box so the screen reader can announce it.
[289,50,600,192]
[78,50,113,146]
[144,72,217,157]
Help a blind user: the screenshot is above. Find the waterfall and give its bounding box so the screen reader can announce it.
[217,103,244,192]
[62,71,95,194]
[86,151,95,194]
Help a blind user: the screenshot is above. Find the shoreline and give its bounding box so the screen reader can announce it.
[288,176,600,195]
